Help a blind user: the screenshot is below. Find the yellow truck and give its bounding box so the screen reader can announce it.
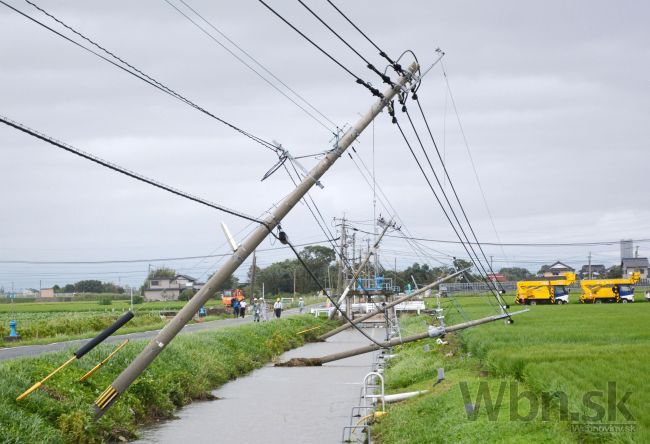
[515,272,576,305]
[580,272,640,304]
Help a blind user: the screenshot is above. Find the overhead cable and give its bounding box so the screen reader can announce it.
[6,0,279,153]
[256,0,384,99]
[0,115,267,227]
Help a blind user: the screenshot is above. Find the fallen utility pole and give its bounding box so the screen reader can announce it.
[279,309,527,366]
[329,219,392,319]
[93,62,420,418]
[318,267,469,341]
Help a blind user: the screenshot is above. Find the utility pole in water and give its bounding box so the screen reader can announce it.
[94,63,420,417]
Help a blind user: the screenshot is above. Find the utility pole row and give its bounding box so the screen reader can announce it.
[93,62,420,418]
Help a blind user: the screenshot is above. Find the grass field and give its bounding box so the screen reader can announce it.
[373,294,650,443]
[0,295,322,347]
[0,315,334,443]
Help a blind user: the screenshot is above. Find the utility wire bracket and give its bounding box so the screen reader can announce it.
[271,140,324,189]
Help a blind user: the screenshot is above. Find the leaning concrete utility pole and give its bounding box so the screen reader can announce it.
[329,220,392,319]
[318,268,469,341]
[93,62,419,417]
[280,309,528,366]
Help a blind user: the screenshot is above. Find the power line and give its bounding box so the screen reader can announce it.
[401,103,506,294]
[281,234,386,348]
[164,0,337,135]
[440,60,508,264]
[390,110,508,314]
[323,0,403,74]
[350,228,650,248]
[256,0,384,99]
[0,115,266,226]
[6,0,279,153]
[0,239,337,265]
[296,0,393,86]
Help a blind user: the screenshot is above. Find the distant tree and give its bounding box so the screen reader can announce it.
[147,267,176,280]
[499,267,534,281]
[179,288,195,301]
[132,295,144,304]
[75,280,103,293]
[537,264,551,275]
[52,284,61,293]
[101,282,125,294]
[63,284,75,293]
[607,265,622,278]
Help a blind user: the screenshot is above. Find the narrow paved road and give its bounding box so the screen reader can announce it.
[0,305,316,361]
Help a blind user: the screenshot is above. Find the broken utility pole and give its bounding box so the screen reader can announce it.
[318,267,470,341]
[329,219,392,319]
[279,309,528,366]
[93,62,420,418]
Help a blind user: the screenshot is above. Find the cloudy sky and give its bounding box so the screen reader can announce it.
[1,0,649,291]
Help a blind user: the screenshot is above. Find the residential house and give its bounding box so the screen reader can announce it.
[621,257,649,280]
[579,264,606,278]
[39,288,55,298]
[541,261,575,277]
[144,274,202,301]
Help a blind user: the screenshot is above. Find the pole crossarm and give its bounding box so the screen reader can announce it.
[93,62,419,418]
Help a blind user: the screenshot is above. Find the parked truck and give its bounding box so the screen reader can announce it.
[579,272,640,304]
[515,272,576,305]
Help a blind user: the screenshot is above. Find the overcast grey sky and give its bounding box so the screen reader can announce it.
[1,0,649,291]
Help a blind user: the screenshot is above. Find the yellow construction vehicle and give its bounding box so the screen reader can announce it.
[515,272,576,305]
[580,272,640,304]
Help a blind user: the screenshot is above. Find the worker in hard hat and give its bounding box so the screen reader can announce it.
[253,298,261,323]
[298,297,305,314]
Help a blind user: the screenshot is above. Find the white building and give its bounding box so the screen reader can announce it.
[143,274,203,301]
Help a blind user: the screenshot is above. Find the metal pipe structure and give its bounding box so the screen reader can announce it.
[93,62,420,418]
[318,268,469,341]
[278,309,528,366]
[329,220,392,319]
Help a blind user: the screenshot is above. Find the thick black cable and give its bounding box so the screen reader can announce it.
[7,0,278,153]
[324,0,403,74]
[402,106,506,296]
[256,0,384,99]
[412,98,508,291]
[282,162,388,315]
[296,0,393,86]
[391,116,509,317]
[0,115,267,227]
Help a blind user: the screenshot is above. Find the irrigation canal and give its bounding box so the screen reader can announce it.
[136,327,385,443]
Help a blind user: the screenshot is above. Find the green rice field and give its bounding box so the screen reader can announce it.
[373,294,650,443]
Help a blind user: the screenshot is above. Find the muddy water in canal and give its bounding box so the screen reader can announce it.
[136,327,385,443]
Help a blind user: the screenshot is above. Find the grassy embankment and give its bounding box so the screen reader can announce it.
[373,295,650,443]
[0,295,322,347]
[0,315,335,443]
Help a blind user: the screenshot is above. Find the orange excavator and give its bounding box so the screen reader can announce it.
[221,289,245,307]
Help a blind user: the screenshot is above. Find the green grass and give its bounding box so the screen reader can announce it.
[372,295,650,443]
[0,298,225,314]
[0,315,335,443]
